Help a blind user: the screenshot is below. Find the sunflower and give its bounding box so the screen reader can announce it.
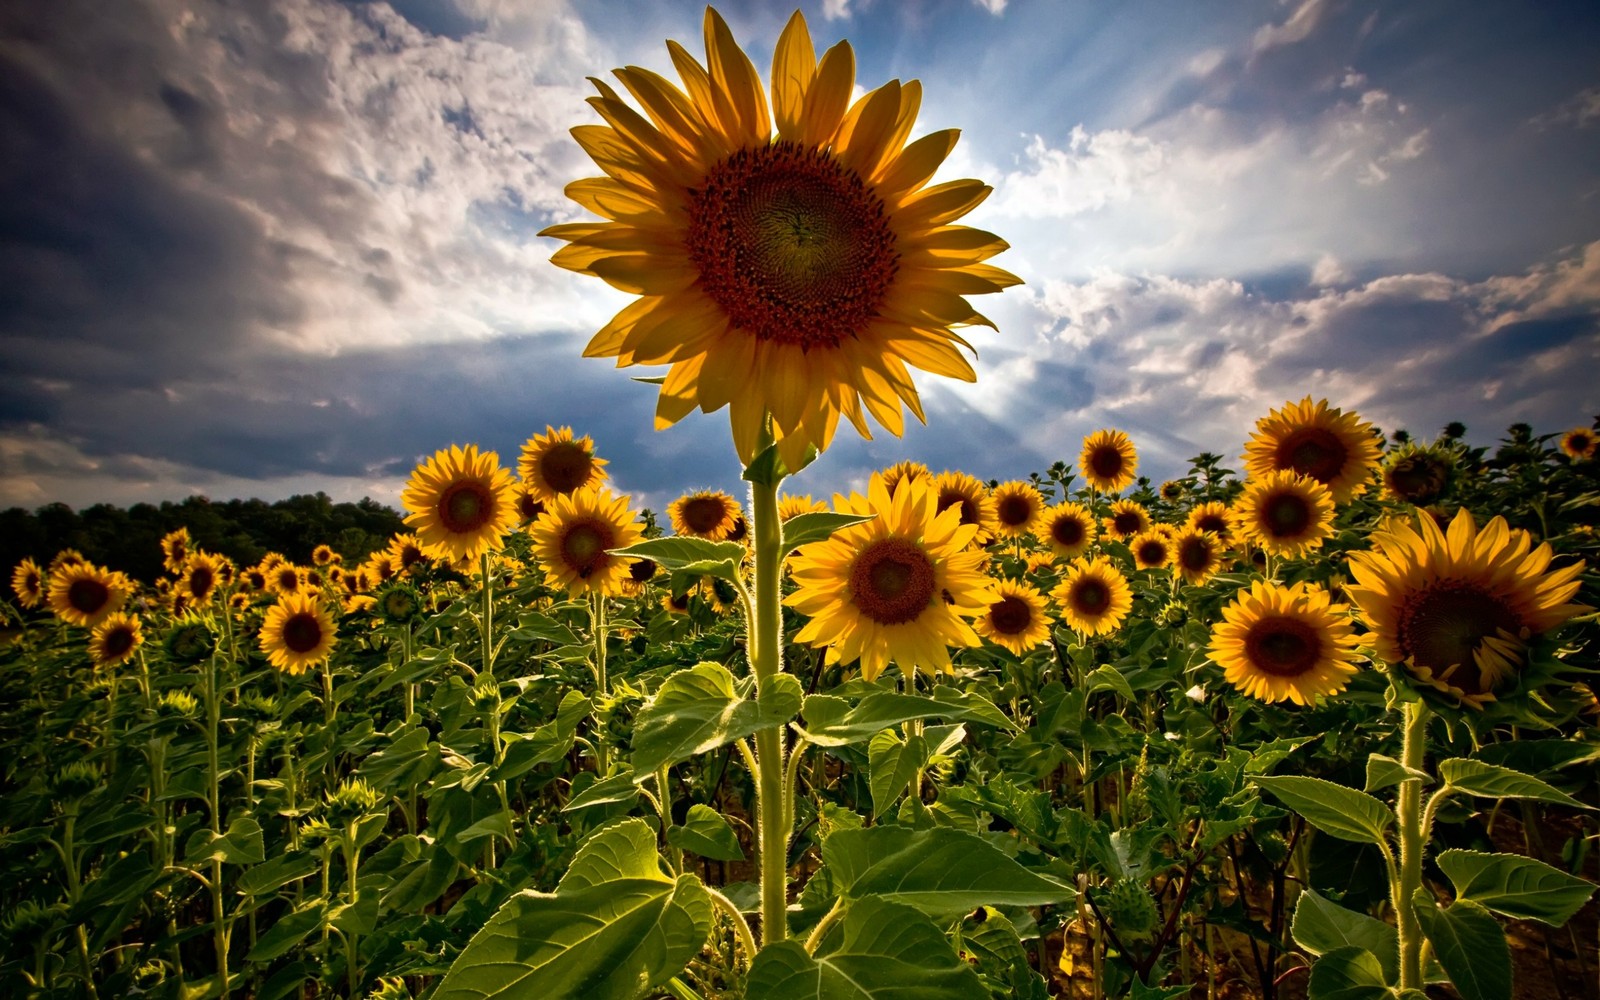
[527,486,645,598]
[363,554,395,585]
[543,8,1018,472]
[402,444,519,564]
[268,564,308,598]
[786,473,995,681]
[1052,556,1133,636]
[1235,471,1336,558]
[1130,528,1174,571]
[511,482,547,525]
[259,592,338,676]
[669,489,743,541]
[1208,580,1362,705]
[47,562,129,629]
[974,578,1054,656]
[1079,429,1138,493]
[311,544,339,566]
[1172,528,1224,586]
[622,558,659,597]
[931,470,996,544]
[387,534,428,576]
[662,589,693,616]
[1103,499,1152,541]
[518,426,609,501]
[180,552,224,606]
[49,548,87,573]
[11,557,45,609]
[1159,480,1185,502]
[778,494,829,521]
[160,528,191,575]
[89,612,144,670]
[1559,426,1597,461]
[880,461,932,496]
[1346,508,1588,708]
[1185,501,1236,546]
[1381,443,1454,505]
[240,566,268,593]
[1243,397,1381,503]
[1036,502,1095,559]
[992,481,1045,540]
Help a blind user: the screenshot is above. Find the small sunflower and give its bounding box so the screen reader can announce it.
[402,444,519,564]
[661,589,693,616]
[527,486,645,598]
[387,534,428,576]
[1208,580,1362,706]
[518,426,609,501]
[11,558,45,609]
[311,544,339,567]
[974,578,1054,656]
[669,490,744,541]
[992,481,1046,540]
[880,461,932,496]
[180,552,224,606]
[47,562,129,629]
[259,593,338,676]
[1103,499,1152,541]
[1243,397,1381,503]
[1185,501,1236,546]
[1559,426,1597,461]
[1038,502,1096,559]
[1159,480,1185,502]
[1347,508,1588,708]
[1381,443,1455,506]
[362,554,394,585]
[1130,528,1174,571]
[1052,556,1133,636]
[49,548,88,573]
[160,528,191,575]
[1172,528,1225,586]
[778,494,830,521]
[89,612,144,670]
[512,481,547,525]
[932,470,997,545]
[240,566,268,593]
[1235,471,1336,559]
[622,558,659,597]
[268,564,308,598]
[786,473,995,681]
[1079,429,1138,493]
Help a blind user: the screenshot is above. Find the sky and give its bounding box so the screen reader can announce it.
[1,0,1597,516]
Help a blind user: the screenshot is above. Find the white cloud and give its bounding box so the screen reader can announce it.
[1528,86,1600,130]
[1251,0,1330,57]
[822,0,853,21]
[972,0,1008,14]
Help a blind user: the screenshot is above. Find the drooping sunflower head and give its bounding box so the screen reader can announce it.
[180,552,224,606]
[518,426,609,501]
[1347,508,1589,708]
[991,481,1045,539]
[661,588,694,616]
[47,562,129,629]
[1079,429,1138,493]
[160,528,191,575]
[785,472,995,681]
[1559,426,1597,461]
[1185,501,1236,545]
[401,444,520,564]
[974,577,1054,656]
[1235,470,1335,558]
[362,554,394,586]
[527,486,646,598]
[1039,502,1096,559]
[1103,499,1152,541]
[11,557,45,609]
[1051,556,1133,636]
[1243,397,1381,503]
[1130,528,1174,571]
[1172,528,1225,586]
[1381,443,1455,506]
[543,8,1018,472]
[932,470,997,545]
[89,612,144,670]
[259,592,338,676]
[1208,580,1362,706]
[668,489,743,541]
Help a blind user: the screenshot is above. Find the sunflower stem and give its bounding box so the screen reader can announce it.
[747,423,791,948]
[592,592,609,774]
[1392,695,1430,992]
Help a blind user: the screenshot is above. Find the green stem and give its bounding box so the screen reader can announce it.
[1393,697,1430,992]
[804,896,846,954]
[344,827,361,995]
[748,424,791,948]
[705,885,758,967]
[592,592,610,773]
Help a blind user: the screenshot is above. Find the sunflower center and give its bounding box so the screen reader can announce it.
[1112,511,1143,536]
[1052,516,1085,548]
[1244,616,1321,677]
[282,613,324,654]
[68,578,110,614]
[1263,492,1312,537]
[517,493,546,522]
[681,496,729,534]
[629,559,658,584]
[849,537,937,625]
[1089,446,1126,480]
[561,522,614,578]
[1388,455,1446,503]
[1275,428,1347,484]
[102,626,136,659]
[439,482,492,534]
[997,496,1033,528]
[1399,582,1522,691]
[189,567,215,600]
[1195,513,1229,538]
[276,569,299,591]
[687,142,898,349]
[1136,540,1168,565]
[540,443,593,495]
[1070,578,1110,615]
[1179,538,1212,572]
[989,596,1033,636]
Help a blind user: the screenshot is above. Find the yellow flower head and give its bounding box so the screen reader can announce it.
[1172,528,1225,586]
[1185,501,1236,546]
[932,470,997,546]
[160,528,191,575]
[401,444,520,564]
[180,552,225,606]
[668,489,744,541]
[259,592,338,676]
[1038,502,1096,560]
[1235,470,1336,559]
[518,426,609,501]
[1129,528,1174,571]
[1243,397,1380,503]
[48,562,130,629]
[1051,556,1133,636]
[1103,499,1152,541]
[974,578,1054,656]
[1208,580,1362,706]
[991,481,1046,540]
[89,612,144,670]
[1079,429,1138,493]
[11,557,45,609]
[1559,426,1597,461]
[527,486,646,598]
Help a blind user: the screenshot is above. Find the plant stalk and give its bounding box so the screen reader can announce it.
[1392,697,1430,992]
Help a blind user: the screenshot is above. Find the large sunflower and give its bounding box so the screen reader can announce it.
[1346,508,1588,708]
[527,486,646,598]
[1079,429,1138,493]
[785,472,995,681]
[542,8,1018,472]
[1208,580,1362,706]
[1185,501,1236,546]
[974,578,1054,656]
[259,593,338,676]
[992,481,1045,540]
[1038,502,1096,559]
[932,470,996,545]
[89,612,144,670]
[1559,426,1597,461]
[1243,397,1380,503]
[668,489,744,540]
[48,562,129,629]
[1051,556,1133,636]
[402,445,519,564]
[519,426,609,501]
[11,557,45,609]
[1103,499,1152,541]
[1235,471,1335,559]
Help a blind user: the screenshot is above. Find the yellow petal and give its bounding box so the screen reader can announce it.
[876,129,960,202]
[771,10,816,139]
[895,179,993,230]
[703,7,770,148]
[799,40,855,147]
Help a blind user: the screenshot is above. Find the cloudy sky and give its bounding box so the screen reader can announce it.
[2,0,1597,515]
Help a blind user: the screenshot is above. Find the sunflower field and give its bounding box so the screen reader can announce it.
[4,8,1600,1000]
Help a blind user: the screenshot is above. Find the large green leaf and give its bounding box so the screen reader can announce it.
[745,896,988,999]
[562,770,641,813]
[1436,850,1597,927]
[185,816,266,865]
[247,901,326,963]
[1411,893,1509,1000]
[799,691,1014,747]
[1291,889,1398,985]
[1306,946,1396,1000]
[498,690,590,782]
[823,826,1075,915]
[1437,759,1589,809]
[666,805,745,863]
[607,537,748,582]
[782,511,876,551]
[1363,754,1430,793]
[432,819,712,1000]
[630,664,802,775]
[868,730,927,819]
[1251,775,1394,845]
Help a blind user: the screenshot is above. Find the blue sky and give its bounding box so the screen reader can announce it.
[1,0,1596,515]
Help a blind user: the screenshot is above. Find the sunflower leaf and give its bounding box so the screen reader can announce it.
[780,511,876,550]
[1437,758,1591,809]
[822,826,1076,914]
[1436,850,1597,926]
[631,663,802,776]
[1305,946,1396,1000]
[798,690,1015,746]
[1411,893,1510,1000]
[666,804,745,862]
[1250,775,1394,845]
[607,538,748,583]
